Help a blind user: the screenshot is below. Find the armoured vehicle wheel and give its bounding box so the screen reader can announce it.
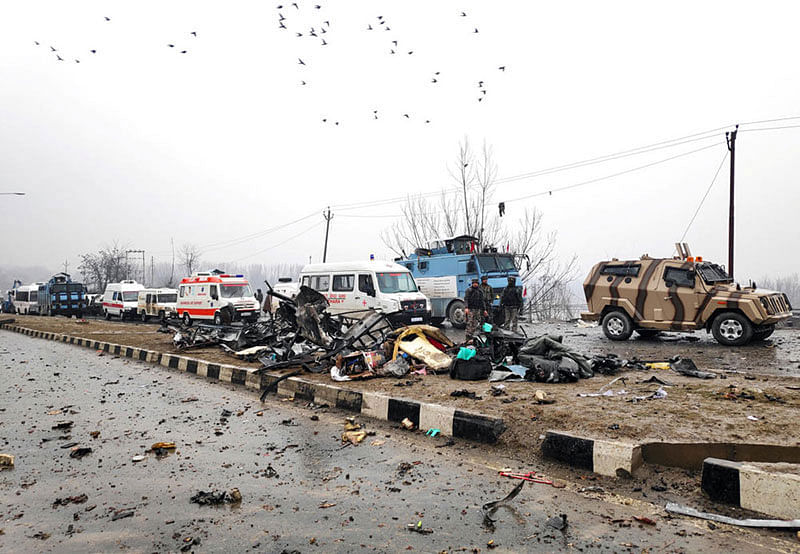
[635,329,660,339]
[752,326,775,341]
[447,300,467,330]
[602,311,633,341]
[140,311,148,322]
[213,312,223,326]
[711,312,753,346]
[182,312,192,327]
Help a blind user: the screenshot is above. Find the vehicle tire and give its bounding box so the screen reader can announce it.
[213,312,223,326]
[602,310,633,341]
[752,326,775,341]
[430,317,445,327]
[711,312,753,346]
[140,311,149,323]
[447,300,467,330]
[182,312,192,327]
[158,310,165,322]
[104,310,111,321]
[635,329,661,339]
[76,312,83,319]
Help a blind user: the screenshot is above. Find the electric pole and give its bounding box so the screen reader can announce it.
[726,124,738,280]
[150,256,155,286]
[126,250,146,283]
[322,207,333,263]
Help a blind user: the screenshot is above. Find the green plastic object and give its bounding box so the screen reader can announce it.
[482,322,493,332]
[456,346,476,361]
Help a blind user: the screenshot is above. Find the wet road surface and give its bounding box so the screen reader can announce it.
[1,333,794,552]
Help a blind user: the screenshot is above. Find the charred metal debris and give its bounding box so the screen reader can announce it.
[160,284,424,378]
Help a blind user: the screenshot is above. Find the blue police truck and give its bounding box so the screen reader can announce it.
[396,235,523,329]
[38,273,86,317]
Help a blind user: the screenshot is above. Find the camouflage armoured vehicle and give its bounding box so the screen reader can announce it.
[581,244,792,346]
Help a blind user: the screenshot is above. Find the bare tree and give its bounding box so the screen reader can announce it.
[78,243,132,293]
[179,243,202,276]
[382,139,577,320]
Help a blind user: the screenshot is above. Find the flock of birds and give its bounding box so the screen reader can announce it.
[33,3,509,127]
[34,16,196,63]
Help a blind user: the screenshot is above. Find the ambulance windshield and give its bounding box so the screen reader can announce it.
[221,284,252,298]
[376,272,418,294]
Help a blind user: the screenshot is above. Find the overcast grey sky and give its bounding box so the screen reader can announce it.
[2,0,799,284]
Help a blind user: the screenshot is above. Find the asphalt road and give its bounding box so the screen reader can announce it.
[0,333,794,552]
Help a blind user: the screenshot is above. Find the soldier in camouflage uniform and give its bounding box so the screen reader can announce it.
[501,276,523,333]
[479,275,493,326]
[464,278,487,339]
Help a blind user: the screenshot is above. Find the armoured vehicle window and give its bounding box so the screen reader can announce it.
[663,267,695,288]
[332,274,355,292]
[476,255,516,272]
[600,264,641,277]
[696,263,732,284]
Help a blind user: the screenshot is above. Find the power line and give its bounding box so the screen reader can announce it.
[231,220,324,263]
[200,210,320,252]
[738,124,800,133]
[331,125,734,213]
[680,150,729,242]
[504,142,725,203]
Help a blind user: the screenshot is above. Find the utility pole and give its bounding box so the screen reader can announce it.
[726,124,738,280]
[126,249,146,283]
[150,256,155,286]
[170,238,175,286]
[322,207,333,263]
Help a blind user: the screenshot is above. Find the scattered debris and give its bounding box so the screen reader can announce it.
[665,502,800,528]
[634,516,657,525]
[0,454,13,470]
[318,502,336,509]
[534,389,554,404]
[400,418,415,430]
[131,455,145,463]
[190,489,242,506]
[52,421,74,430]
[341,430,367,445]
[450,389,482,400]
[52,494,88,508]
[407,521,433,534]
[482,480,524,528]
[111,508,135,521]
[69,447,92,459]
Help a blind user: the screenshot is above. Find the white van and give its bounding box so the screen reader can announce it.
[102,280,145,320]
[299,260,430,325]
[268,278,299,311]
[14,283,43,315]
[177,272,260,326]
[137,288,178,321]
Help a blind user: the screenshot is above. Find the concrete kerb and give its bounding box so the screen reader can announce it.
[542,430,643,478]
[701,457,800,520]
[1,324,507,444]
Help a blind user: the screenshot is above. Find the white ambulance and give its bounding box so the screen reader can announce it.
[137,288,178,321]
[176,272,260,326]
[299,260,430,325]
[102,280,145,320]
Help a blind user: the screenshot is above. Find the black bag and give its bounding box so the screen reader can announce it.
[449,356,492,381]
